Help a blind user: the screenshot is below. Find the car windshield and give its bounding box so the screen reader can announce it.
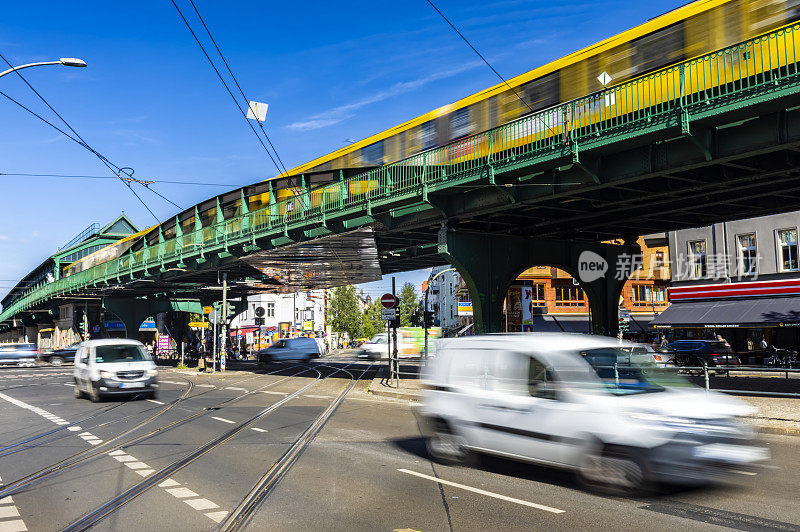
[579,348,689,395]
[95,345,149,363]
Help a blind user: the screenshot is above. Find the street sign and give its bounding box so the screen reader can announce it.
[381,308,396,320]
[381,293,397,308]
[202,306,213,315]
[209,310,221,325]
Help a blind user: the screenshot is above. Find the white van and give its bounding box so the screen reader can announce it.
[73,339,158,402]
[420,333,768,492]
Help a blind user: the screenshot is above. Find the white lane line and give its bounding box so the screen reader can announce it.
[158,479,180,488]
[0,496,12,505]
[0,519,28,532]
[397,469,564,514]
[304,394,332,399]
[67,426,83,432]
[124,462,150,470]
[196,384,215,388]
[250,427,267,433]
[136,469,155,477]
[0,505,21,518]
[224,387,248,392]
[204,511,229,523]
[108,450,126,456]
[258,390,288,395]
[86,439,103,446]
[146,399,165,405]
[183,498,219,511]
[114,455,137,463]
[165,487,199,499]
[78,432,92,437]
[211,416,235,424]
[62,383,73,387]
[733,470,758,476]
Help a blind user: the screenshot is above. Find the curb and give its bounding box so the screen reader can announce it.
[367,387,421,401]
[755,424,800,436]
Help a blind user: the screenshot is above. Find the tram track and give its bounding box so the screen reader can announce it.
[0,364,311,500]
[60,362,375,531]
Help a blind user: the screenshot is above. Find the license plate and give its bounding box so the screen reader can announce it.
[119,382,144,389]
[691,443,770,463]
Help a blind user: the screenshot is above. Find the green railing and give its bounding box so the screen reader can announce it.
[3,23,800,323]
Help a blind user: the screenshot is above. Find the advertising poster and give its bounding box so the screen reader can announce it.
[521,286,533,332]
[157,335,170,356]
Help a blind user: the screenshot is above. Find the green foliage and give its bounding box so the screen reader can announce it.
[176,362,189,370]
[327,286,362,340]
[399,281,420,327]
[362,300,384,339]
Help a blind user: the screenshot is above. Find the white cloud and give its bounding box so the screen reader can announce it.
[287,61,482,132]
[0,235,10,241]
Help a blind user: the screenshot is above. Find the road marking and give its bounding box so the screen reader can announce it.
[146,399,165,405]
[166,487,199,499]
[224,387,248,391]
[114,455,137,463]
[86,439,103,445]
[108,450,126,456]
[0,475,27,532]
[136,469,155,477]
[304,394,332,399]
[211,416,235,424]
[204,511,229,523]
[259,390,288,395]
[124,462,150,470]
[78,432,92,437]
[196,384,216,388]
[397,469,564,514]
[250,427,267,433]
[733,470,757,476]
[158,479,180,488]
[183,498,219,511]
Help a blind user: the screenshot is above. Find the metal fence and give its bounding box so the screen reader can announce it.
[4,23,800,322]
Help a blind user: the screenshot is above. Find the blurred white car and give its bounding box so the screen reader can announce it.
[358,333,418,360]
[419,333,767,492]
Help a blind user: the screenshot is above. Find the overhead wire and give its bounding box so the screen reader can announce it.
[186,0,290,177]
[0,51,180,220]
[170,0,286,177]
[0,172,237,187]
[425,0,560,139]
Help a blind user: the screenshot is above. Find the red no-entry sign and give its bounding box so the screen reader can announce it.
[381,293,397,308]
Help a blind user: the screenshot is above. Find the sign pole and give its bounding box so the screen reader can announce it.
[392,277,398,388]
[212,313,217,374]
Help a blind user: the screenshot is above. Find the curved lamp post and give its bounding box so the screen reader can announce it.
[0,57,87,80]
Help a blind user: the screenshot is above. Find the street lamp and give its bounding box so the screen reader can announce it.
[0,57,87,79]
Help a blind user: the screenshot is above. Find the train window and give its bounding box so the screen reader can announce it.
[450,107,472,139]
[631,21,685,75]
[519,71,560,113]
[488,96,498,128]
[421,120,437,149]
[749,0,800,32]
[397,131,406,160]
[361,141,385,166]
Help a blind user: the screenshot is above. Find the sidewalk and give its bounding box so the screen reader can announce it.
[367,369,800,436]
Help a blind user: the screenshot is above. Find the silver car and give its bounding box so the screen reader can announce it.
[0,343,38,367]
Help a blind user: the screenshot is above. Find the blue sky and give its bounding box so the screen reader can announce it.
[0,0,685,300]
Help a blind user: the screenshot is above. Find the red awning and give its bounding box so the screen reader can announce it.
[229,327,259,336]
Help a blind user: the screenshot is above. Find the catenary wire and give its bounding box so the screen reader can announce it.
[0,52,178,220]
[425,0,560,138]
[170,0,285,177]
[187,0,290,177]
[0,172,238,187]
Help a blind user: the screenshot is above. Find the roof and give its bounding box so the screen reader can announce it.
[651,296,800,327]
[81,339,145,347]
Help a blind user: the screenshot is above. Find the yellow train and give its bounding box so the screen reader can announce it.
[65,0,800,277]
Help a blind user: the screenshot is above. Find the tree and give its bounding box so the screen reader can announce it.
[327,286,362,340]
[399,281,420,327]
[362,300,384,339]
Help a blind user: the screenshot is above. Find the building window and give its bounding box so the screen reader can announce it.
[688,240,707,279]
[532,283,546,306]
[654,251,665,268]
[555,285,585,306]
[632,284,667,307]
[738,233,757,275]
[266,302,275,317]
[778,229,799,272]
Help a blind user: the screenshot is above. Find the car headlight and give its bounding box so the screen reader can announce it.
[146,369,158,377]
[98,370,115,380]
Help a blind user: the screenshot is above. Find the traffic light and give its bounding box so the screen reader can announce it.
[213,302,237,321]
[424,310,435,328]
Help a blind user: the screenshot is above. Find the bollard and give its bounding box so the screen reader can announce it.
[703,364,710,391]
[614,363,619,387]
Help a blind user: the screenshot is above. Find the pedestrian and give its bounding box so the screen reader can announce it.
[659,336,668,349]
[760,336,769,350]
[716,334,731,349]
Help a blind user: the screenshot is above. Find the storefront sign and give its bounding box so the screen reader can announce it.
[157,335,170,355]
[703,324,739,328]
[457,302,473,317]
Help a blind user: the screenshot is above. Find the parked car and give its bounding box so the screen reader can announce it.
[0,343,38,367]
[420,333,767,492]
[73,339,158,402]
[39,344,79,366]
[257,337,322,365]
[664,340,740,368]
[617,344,673,367]
[358,333,419,360]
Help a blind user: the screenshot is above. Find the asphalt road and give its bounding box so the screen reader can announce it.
[1,361,799,532]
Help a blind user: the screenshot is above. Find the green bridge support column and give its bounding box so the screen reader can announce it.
[437,227,640,336]
[103,297,202,340]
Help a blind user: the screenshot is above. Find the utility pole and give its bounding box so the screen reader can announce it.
[221,272,228,372]
[392,276,398,388]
